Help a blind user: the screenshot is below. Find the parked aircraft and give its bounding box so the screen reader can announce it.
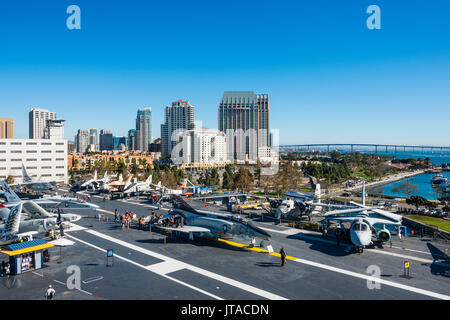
[0,203,79,245]
[152,179,188,195]
[1,181,99,211]
[12,163,55,192]
[101,174,133,193]
[153,195,271,244]
[323,183,403,253]
[77,171,110,190]
[122,175,154,195]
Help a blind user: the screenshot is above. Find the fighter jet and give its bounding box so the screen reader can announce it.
[122,175,154,195]
[12,163,55,192]
[78,171,110,190]
[0,203,79,245]
[153,195,271,244]
[1,181,99,211]
[101,174,133,193]
[152,179,188,195]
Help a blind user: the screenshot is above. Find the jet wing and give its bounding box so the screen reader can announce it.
[157,226,211,233]
[1,203,23,240]
[0,181,22,203]
[363,217,402,227]
[324,207,370,216]
[33,199,61,206]
[324,216,359,223]
[370,208,402,223]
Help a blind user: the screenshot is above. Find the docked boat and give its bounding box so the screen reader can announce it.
[431,174,448,186]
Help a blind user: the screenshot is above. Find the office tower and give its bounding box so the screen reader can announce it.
[29,108,56,139]
[161,99,195,157]
[67,141,76,154]
[135,108,152,152]
[218,91,270,162]
[44,119,65,140]
[127,129,136,151]
[89,128,99,151]
[76,129,90,153]
[114,136,127,150]
[0,118,14,138]
[99,129,114,151]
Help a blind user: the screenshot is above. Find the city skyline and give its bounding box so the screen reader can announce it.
[1,1,450,145]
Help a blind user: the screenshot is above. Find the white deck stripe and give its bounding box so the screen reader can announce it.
[259,226,434,263]
[84,229,287,300]
[65,233,223,300]
[364,248,433,263]
[293,258,450,300]
[146,261,185,275]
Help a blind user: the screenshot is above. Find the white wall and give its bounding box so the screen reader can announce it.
[0,139,67,183]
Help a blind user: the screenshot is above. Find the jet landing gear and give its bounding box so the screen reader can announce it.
[349,246,364,254]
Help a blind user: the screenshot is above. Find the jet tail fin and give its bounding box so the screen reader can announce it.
[314,183,321,200]
[1,203,22,240]
[1,181,22,203]
[93,171,98,181]
[22,163,33,183]
[145,175,152,185]
[172,195,197,214]
[177,179,187,190]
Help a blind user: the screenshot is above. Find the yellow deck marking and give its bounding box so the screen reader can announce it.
[216,238,298,260]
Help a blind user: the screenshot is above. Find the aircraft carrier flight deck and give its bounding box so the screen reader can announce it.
[1,189,449,300]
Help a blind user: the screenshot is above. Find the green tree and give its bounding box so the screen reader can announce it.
[233,167,252,191]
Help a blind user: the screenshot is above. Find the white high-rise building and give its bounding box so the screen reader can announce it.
[0,139,68,183]
[89,128,99,151]
[136,108,152,152]
[44,119,66,140]
[173,128,227,165]
[76,129,90,153]
[161,100,195,157]
[29,108,56,139]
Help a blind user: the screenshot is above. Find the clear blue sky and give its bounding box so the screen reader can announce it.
[1,0,449,145]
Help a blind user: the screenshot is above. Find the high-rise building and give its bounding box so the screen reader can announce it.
[114,136,127,151]
[29,108,56,139]
[135,108,152,152]
[218,91,270,162]
[76,129,89,153]
[149,138,161,153]
[172,128,227,165]
[44,119,65,140]
[127,129,136,151]
[0,118,14,138]
[161,99,195,157]
[99,129,114,151]
[89,128,99,151]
